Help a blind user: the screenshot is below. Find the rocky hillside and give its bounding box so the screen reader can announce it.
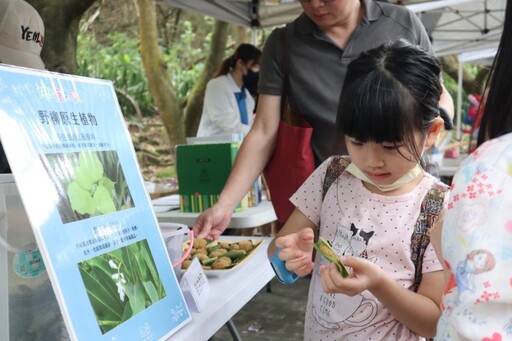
[127,116,178,193]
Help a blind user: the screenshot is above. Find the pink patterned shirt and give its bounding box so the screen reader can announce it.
[437,133,512,340]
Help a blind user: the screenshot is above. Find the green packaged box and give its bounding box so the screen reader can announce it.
[176,143,248,212]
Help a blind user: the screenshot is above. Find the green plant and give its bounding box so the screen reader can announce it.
[78,240,165,334]
[77,20,212,117]
[77,33,154,116]
[66,151,133,218]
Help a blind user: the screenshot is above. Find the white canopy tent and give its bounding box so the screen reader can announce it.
[410,0,505,56]
[159,0,303,28]
[161,0,506,57]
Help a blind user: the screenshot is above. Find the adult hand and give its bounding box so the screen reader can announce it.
[319,255,384,296]
[192,204,232,240]
[274,227,315,277]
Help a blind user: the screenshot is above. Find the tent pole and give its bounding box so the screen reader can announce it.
[251,28,257,45]
[457,56,463,140]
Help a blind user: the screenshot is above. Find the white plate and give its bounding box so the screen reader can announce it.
[181,238,263,277]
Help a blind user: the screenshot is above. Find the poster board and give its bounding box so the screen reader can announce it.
[0,65,191,340]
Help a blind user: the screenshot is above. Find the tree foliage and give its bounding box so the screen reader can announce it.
[29,0,488,150]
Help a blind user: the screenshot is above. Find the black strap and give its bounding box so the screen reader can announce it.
[321,156,351,200]
[410,181,448,291]
[279,28,290,120]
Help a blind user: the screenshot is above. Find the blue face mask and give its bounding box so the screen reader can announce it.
[346,163,423,192]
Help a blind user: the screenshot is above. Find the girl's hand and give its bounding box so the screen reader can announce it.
[319,255,384,296]
[274,227,315,277]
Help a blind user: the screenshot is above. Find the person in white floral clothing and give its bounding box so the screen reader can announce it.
[432,0,512,339]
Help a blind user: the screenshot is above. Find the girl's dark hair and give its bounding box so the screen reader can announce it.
[214,43,262,77]
[336,40,443,162]
[476,0,512,146]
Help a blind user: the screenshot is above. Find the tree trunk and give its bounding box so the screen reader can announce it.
[235,26,246,46]
[28,0,97,74]
[183,20,230,137]
[135,0,185,146]
[440,55,479,94]
[473,67,491,95]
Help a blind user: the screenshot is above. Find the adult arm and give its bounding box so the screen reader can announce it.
[193,94,281,239]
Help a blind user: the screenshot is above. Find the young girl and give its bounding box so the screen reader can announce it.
[267,41,450,340]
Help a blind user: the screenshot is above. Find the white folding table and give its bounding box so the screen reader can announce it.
[155,200,277,229]
[166,237,274,341]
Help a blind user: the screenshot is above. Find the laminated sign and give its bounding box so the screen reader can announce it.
[0,65,191,340]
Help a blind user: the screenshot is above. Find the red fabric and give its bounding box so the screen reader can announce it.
[263,120,315,224]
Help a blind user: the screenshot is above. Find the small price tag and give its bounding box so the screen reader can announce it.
[179,257,210,312]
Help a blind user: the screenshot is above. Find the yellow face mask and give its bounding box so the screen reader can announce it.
[345,163,423,192]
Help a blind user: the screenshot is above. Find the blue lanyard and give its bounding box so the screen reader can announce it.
[234,90,248,125]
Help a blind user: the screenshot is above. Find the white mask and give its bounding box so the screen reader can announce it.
[346,162,423,192]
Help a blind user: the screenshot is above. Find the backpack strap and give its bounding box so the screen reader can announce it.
[322,156,351,200]
[411,180,449,292]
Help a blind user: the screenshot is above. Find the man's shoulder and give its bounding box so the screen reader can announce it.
[374,1,415,16]
[373,1,421,27]
[362,0,429,49]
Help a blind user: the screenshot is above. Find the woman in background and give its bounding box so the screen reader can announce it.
[196,43,261,138]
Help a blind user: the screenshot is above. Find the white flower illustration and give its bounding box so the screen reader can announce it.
[112,272,127,302]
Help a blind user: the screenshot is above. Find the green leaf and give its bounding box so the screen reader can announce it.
[121,301,134,323]
[98,176,116,192]
[141,243,164,294]
[125,282,146,314]
[74,152,104,190]
[98,319,122,334]
[67,181,95,215]
[121,245,138,282]
[141,244,157,279]
[89,260,121,303]
[78,266,124,321]
[142,281,160,304]
[93,185,117,214]
[88,255,113,275]
[136,250,149,282]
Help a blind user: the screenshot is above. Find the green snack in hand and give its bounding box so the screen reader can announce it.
[314,237,350,278]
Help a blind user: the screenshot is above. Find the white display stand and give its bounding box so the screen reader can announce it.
[0,65,190,340]
[0,175,65,340]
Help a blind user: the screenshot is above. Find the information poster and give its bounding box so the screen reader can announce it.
[0,65,191,340]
